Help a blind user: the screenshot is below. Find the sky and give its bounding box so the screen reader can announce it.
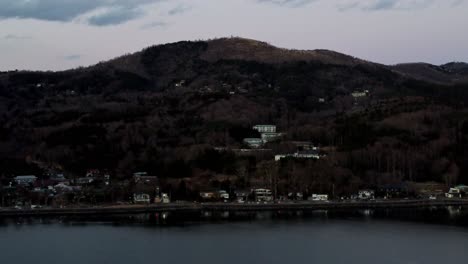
[0,0,467,71]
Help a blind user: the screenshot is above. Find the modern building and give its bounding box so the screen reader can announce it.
[351,90,369,98]
[253,188,273,202]
[253,125,277,133]
[275,150,321,161]
[261,132,282,143]
[243,138,264,148]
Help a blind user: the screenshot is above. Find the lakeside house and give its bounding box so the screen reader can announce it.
[235,190,251,203]
[253,188,273,202]
[358,190,375,200]
[446,185,468,198]
[133,172,159,185]
[154,193,171,204]
[199,190,230,202]
[309,194,329,201]
[133,193,151,204]
[14,175,38,186]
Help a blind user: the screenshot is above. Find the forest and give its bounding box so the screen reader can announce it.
[1,37,468,200]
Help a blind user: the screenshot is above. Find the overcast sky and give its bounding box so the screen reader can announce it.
[0,0,467,71]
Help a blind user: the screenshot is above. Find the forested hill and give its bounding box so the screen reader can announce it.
[1,37,468,194]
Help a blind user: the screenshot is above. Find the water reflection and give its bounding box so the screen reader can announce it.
[1,206,468,228]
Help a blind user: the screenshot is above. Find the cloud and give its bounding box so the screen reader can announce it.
[168,4,192,15]
[63,54,82,61]
[3,34,31,40]
[140,21,169,29]
[87,6,144,26]
[0,0,163,26]
[337,0,463,11]
[257,0,317,8]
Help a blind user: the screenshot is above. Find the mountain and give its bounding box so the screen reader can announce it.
[391,62,468,84]
[1,37,468,194]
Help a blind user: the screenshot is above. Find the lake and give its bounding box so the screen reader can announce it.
[1,207,468,264]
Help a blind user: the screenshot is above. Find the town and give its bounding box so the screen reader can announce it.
[1,124,467,210]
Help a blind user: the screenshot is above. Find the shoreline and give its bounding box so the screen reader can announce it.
[1,199,468,217]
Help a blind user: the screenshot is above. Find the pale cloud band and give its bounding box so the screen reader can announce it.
[0,0,465,27]
[259,0,465,10]
[0,0,163,26]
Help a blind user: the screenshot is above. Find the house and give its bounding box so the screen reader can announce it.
[253,125,277,133]
[445,186,467,198]
[351,90,369,98]
[358,190,375,200]
[218,190,230,201]
[291,141,316,151]
[295,150,320,159]
[261,132,283,143]
[275,150,320,161]
[253,188,273,202]
[243,138,264,148]
[412,182,446,198]
[378,183,409,198]
[133,193,151,204]
[14,175,38,186]
[50,173,66,182]
[133,172,159,185]
[199,190,218,201]
[76,177,94,185]
[309,194,329,201]
[235,190,251,203]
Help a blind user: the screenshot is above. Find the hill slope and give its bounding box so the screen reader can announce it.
[1,37,468,195]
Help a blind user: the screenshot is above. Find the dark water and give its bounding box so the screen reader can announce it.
[1,207,468,264]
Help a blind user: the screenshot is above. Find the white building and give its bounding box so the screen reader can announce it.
[133,193,151,204]
[253,188,273,202]
[351,90,369,98]
[253,125,277,133]
[275,150,320,161]
[358,190,375,200]
[309,194,329,201]
[243,138,264,148]
[261,132,282,143]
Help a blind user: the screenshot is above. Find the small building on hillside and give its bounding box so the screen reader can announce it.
[275,150,321,161]
[253,125,277,133]
[261,132,283,143]
[14,175,38,186]
[352,90,369,98]
[243,138,264,148]
[76,177,95,186]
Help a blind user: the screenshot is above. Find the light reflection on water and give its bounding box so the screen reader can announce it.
[0,207,468,264]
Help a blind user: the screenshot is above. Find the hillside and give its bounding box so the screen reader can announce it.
[392,62,468,84]
[1,37,468,199]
